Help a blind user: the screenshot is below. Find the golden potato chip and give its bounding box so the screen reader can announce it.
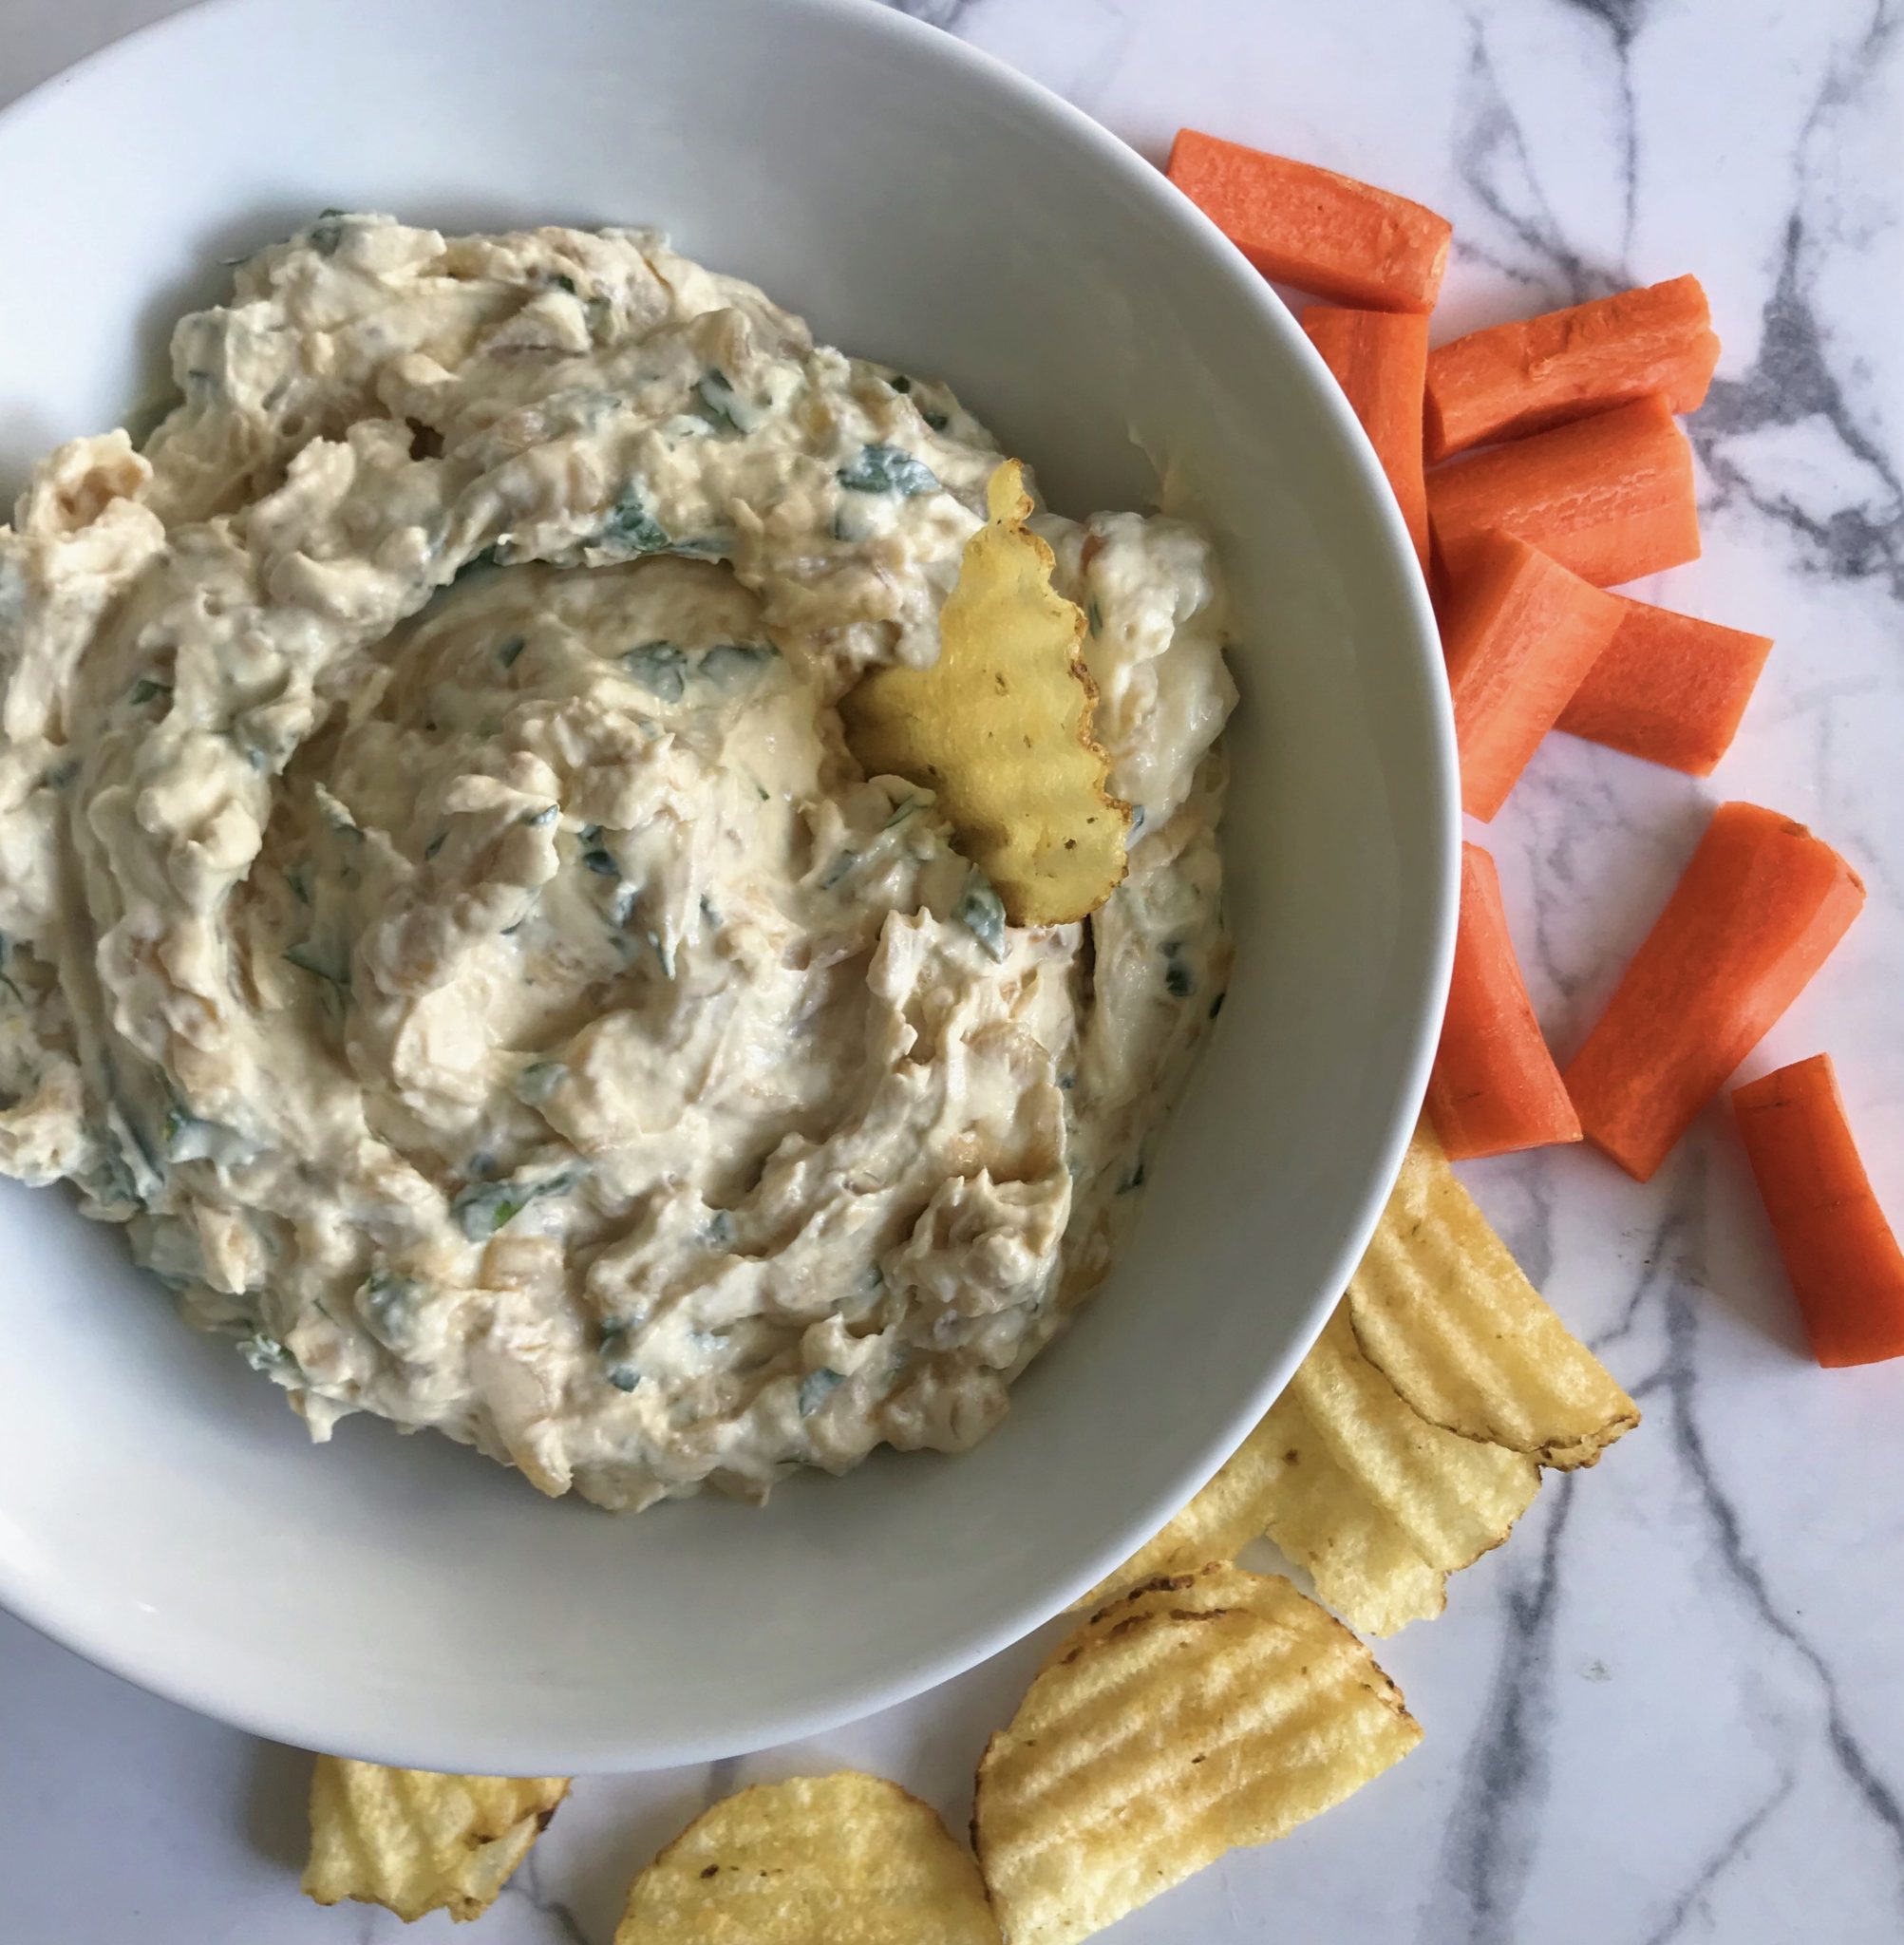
[1348,1124,1640,1466]
[1071,1412,1293,1611]
[1076,1393,1446,1636]
[840,458,1126,926]
[302,1756,568,1923]
[976,1562,1419,1945]
[1254,1388,1448,1636]
[1078,1557,1378,1638]
[613,1771,997,1944]
[1289,1310,1539,1573]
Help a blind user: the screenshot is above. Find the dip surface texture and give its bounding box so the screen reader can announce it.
[0,217,1235,1508]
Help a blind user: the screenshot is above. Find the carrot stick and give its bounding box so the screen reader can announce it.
[1733,1055,1904,1368]
[1438,531,1625,821]
[1303,307,1431,569]
[1426,394,1700,588]
[1563,803,1866,1180]
[1557,595,1772,776]
[1425,275,1721,462]
[1426,843,1582,1160]
[1166,129,1452,313]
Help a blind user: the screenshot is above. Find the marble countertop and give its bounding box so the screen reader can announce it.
[4,0,1902,1939]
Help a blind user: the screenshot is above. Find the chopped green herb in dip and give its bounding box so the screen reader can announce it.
[953,871,1008,962]
[621,641,687,701]
[836,444,939,496]
[799,1368,844,1416]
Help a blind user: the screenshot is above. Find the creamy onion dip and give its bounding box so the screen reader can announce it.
[0,216,1235,1508]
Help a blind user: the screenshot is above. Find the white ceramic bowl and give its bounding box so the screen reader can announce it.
[0,0,1454,1771]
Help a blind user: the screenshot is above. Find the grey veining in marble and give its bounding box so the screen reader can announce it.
[2,2,1902,1941]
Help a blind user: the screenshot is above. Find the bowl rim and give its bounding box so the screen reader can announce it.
[0,0,1458,1768]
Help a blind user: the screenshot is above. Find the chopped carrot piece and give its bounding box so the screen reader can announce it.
[1564,803,1865,1180]
[1165,129,1451,313]
[1427,843,1582,1160]
[1425,275,1721,462]
[1733,1055,1904,1368]
[1438,532,1625,821]
[1303,307,1431,569]
[1557,595,1772,776]
[1426,394,1700,588]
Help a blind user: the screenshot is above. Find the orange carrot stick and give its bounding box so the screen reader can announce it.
[1733,1055,1904,1369]
[1303,307,1431,569]
[1165,129,1452,313]
[1425,275,1721,462]
[1438,532,1625,821]
[1557,596,1771,776]
[1426,394,1701,588]
[1564,803,1866,1180]
[1426,843,1582,1160]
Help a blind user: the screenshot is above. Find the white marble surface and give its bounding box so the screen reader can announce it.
[4,0,1903,1939]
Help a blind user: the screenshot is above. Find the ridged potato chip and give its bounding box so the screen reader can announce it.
[1071,1412,1293,1611]
[1074,1309,1528,1633]
[1075,1388,1447,1636]
[1289,1309,1539,1573]
[1348,1123,1640,1465]
[1065,1125,1636,1644]
[302,1757,568,1923]
[614,1771,997,1944]
[1254,1388,1448,1636]
[1078,1557,1363,1636]
[975,1562,1420,1945]
[840,459,1126,926]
